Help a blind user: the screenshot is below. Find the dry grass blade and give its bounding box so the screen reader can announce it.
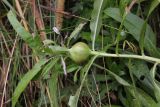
[0,36,18,107]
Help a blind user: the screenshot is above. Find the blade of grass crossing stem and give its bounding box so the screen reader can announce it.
[128,60,141,107]
[41,58,59,77]
[116,13,127,54]
[33,57,59,80]
[90,0,106,50]
[93,63,131,87]
[12,59,48,107]
[48,69,59,107]
[7,11,42,51]
[68,56,98,107]
[139,0,160,55]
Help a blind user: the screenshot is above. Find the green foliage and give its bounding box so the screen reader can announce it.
[12,59,48,107]
[2,0,160,107]
[104,8,160,57]
[48,64,59,107]
[90,0,106,50]
[68,56,97,107]
[7,11,42,52]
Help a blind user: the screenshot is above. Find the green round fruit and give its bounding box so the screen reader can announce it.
[69,42,91,63]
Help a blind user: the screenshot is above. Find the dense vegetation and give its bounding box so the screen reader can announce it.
[0,0,160,107]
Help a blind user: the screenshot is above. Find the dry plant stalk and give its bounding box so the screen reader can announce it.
[55,0,65,30]
[15,0,29,31]
[125,0,137,14]
[40,5,89,21]
[0,37,18,107]
[29,0,46,40]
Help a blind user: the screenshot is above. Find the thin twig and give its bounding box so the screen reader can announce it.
[40,5,90,21]
[126,0,137,14]
[15,0,29,31]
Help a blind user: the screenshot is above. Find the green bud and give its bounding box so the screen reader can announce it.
[69,42,91,63]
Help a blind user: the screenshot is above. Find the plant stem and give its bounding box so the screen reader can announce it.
[91,51,160,64]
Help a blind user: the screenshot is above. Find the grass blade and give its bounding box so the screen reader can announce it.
[48,68,59,107]
[148,0,160,17]
[7,11,42,51]
[12,59,48,107]
[139,0,160,55]
[68,56,97,107]
[90,0,106,50]
[93,63,131,87]
[104,8,160,58]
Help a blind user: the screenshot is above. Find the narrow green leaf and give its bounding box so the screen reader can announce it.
[7,11,42,51]
[48,45,69,55]
[126,60,154,95]
[121,87,142,107]
[108,70,131,86]
[148,0,160,17]
[12,59,48,107]
[2,0,16,12]
[34,58,59,80]
[48,68,59,107]
[90,0,106,50]
[68,56,97,107]
[150,63,160,101]
[118,88,129,106]
[41,58,59,77]
[115,13,127,54]
[93,63,131,87]
[43,45,69,55]
[139,0,159,55]
[139,21,147,55]
[104,8,160,58]
[67,23,86,46]
[137,88,160,107]
[43,39,56,45]
[126,60,160,103]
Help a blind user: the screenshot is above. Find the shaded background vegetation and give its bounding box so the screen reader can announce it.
[0,0,160,107]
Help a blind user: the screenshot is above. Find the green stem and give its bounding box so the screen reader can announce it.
[91,51,160,64]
